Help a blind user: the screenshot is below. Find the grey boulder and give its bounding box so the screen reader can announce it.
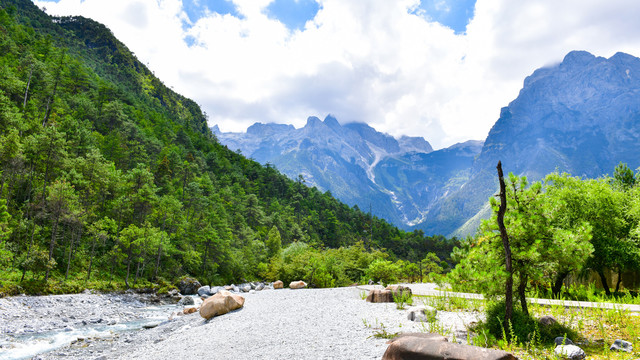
[178,296,195,306]
[610,339,632,352]
[197,286,211,297]
[406,306,437,322]
[176,277,201,295]
[554,337,574,346]
[383,333,516,360]
[554,344,586,360]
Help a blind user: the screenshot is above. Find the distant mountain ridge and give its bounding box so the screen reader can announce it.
[215,51,640,236]
[214,116,482,228]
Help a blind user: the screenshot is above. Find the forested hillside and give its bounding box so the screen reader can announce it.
[0,0,455,294]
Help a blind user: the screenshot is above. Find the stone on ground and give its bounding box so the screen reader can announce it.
[197,285,211,297]
[289,281,307,289]
[366,289,394,303]
[610,339,632,352]
[273,280,284,289]
[199,290,245,320]
[178,296,195,306]
[176,277,201,295]
[385,285,413,298]
[554,344,586,360]
[554,336,574,346]
[382,332,517,360]
[406,306,437,322]
[538,315,557,326]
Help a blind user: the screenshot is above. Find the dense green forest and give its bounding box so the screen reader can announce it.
[448,163,640,307]
[0,0,456,295]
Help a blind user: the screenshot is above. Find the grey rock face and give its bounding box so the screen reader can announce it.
[214,115,451,230]
[421,51,640,236]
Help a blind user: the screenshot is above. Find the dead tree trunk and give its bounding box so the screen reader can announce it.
[496,161,513,333]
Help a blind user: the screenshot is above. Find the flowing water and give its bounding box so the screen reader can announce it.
[0,297,197,360]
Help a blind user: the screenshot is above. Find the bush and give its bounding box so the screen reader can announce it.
[480,301,578,345]
[365,259,400,286]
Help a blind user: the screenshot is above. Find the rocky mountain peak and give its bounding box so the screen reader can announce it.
[323,114,341,129]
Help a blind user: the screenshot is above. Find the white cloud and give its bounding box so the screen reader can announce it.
[34,0,640,149]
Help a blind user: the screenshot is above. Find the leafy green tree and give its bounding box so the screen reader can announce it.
[421,252,444,281]
[545,173,631,296]
[266,225,282,259]
[45,179,79,281]
[450,173,592,316]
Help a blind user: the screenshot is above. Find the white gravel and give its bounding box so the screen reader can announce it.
[1,286,483,360]
[117,287,481,360]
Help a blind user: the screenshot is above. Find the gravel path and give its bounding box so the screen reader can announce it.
[1,286,483,360]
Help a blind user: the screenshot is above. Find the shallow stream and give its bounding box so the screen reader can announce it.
[0,294,199,360]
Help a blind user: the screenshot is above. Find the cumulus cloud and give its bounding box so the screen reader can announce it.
[34,0,640,148]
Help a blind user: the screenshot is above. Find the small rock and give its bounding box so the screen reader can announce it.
[289,281,307,289]
[539,315,558,326]
[143,323,159,329]
[554,337,574,346]
[255,283,265,291]
[610,339,633,352]
[406,306,437,322]
[183,307,198,315]
[554,344,586,360]
[209,286,222,295]
[178,296,195,306]
[197,286,211,297]
[273,280,284,289]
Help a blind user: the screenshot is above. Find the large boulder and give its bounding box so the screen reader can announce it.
[366,289,394,303]
[176,277,201,295]
[273,280,284,289]
[289,281,307,289]
[383,333,517,360]
[199,290,245,320]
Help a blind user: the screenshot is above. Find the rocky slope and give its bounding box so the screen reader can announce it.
[214,116,480,228]
[421,51,640,236]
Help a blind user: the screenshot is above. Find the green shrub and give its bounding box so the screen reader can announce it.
[481,301,578,345]
[365,259,400,286]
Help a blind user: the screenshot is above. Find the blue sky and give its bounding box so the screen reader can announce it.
[34,0,640,149]
[182,0,474,33]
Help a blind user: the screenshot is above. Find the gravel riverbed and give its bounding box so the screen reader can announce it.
[1,286,482,360]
